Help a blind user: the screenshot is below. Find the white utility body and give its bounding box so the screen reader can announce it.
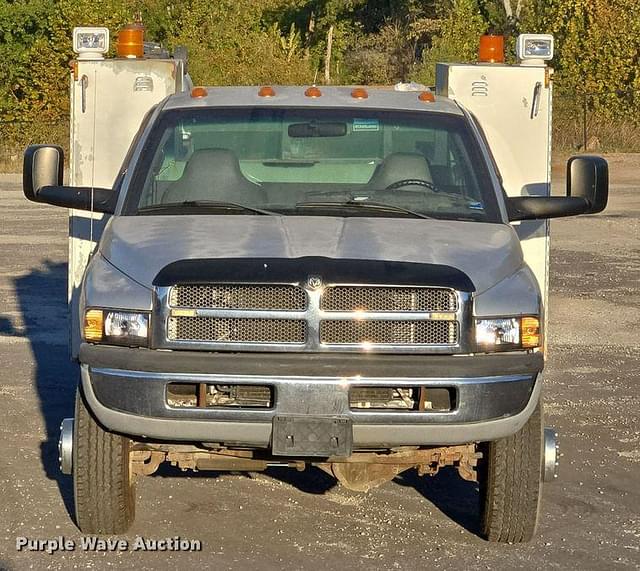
[436,63,552,347]
[68,57,189,356]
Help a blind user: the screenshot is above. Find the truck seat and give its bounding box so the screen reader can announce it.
[162,148,263,204]
[367,152,433,190]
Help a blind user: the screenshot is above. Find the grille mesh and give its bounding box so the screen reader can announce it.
[168,316,306,343]
[170,284,306,311]
[321,286,457,312]
[320,320,457,345]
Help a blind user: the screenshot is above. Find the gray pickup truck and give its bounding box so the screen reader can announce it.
[23,85,608,542]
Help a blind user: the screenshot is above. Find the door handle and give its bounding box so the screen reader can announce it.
[81,75,89,113]
[531,81,542,119]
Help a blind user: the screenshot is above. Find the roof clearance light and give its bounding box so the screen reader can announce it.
[351,87,368,99]
[73,27,109,60]
[478,34,505,63]
[305,86,322,98]
[418,91,435,103]
[191,86,208,98]
[258,86,276,97]
[517,34,554,62]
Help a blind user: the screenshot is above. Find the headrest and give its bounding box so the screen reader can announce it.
[368,152,433,190]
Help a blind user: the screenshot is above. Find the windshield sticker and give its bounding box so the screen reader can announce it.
[468,201,484,210]
[352,119,380,132]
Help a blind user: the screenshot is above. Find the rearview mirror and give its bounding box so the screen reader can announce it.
[288,122,347,138]
[23,144,115,213]
[507,155,608,221]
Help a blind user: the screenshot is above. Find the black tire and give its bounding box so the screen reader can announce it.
[73,386,136,534]
[479,399,543,543]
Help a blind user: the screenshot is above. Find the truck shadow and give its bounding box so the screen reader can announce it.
[153,463,480,536]
[394,468,481,535]
[12,260,76,519]
[267,465,481,535]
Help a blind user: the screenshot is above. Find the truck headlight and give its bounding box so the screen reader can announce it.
[475,316,540,351]
[84,309,150,347]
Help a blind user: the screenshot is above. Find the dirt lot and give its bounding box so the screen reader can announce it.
[0,155,638,570]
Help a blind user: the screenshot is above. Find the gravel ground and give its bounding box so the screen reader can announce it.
[0,155,638,570]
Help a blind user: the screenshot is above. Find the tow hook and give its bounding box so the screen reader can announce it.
[58,418,74,475]
[543,427,559,481]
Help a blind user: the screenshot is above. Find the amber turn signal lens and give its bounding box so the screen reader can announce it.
[84,309,104,342]
[521,316,540,348]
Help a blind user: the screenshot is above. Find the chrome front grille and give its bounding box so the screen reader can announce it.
[321,286,457,312]
[320,320,458,345]
[170,284,306,310]
[168,316,306,343]
[162,282,463,353]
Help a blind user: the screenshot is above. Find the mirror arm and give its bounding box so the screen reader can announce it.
[37,186,116,214]
[507,196,590,221]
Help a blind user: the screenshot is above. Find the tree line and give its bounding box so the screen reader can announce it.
[0,0,638,126]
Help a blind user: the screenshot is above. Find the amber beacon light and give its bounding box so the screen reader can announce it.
[117,23,144,58]
[478,34,505,63]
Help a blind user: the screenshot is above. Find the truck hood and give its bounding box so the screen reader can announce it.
[99,215,523,293]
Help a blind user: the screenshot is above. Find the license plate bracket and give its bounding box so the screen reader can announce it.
[272,415,353,457]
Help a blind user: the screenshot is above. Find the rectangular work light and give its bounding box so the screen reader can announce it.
[73,27,109,60]
[516,34,554,62]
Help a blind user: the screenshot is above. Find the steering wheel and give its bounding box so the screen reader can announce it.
[385,179,438,192]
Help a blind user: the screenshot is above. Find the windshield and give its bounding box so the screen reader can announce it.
[125,107,500,222]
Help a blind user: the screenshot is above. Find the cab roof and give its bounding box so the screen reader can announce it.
[162,86,464,115]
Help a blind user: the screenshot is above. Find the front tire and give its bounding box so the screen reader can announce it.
[479,399,543,543]
[73,386,136,534]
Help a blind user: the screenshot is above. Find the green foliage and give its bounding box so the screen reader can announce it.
[414,0,487,85]
[545,0,640,118]
[166,0,313,85]
[0,0,135,120]
[0,0,638,152]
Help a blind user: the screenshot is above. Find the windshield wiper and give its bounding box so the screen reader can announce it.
[295,200,434,220]
[137,200,277,216]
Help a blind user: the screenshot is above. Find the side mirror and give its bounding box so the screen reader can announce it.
[567,155,608,214]
[507,155,608,221]
[22,144,116,214]
[23,145,64,202]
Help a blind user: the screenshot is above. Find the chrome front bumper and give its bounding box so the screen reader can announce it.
[79,346,543,448]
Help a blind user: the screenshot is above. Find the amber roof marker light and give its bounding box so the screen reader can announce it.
[351,87,369,99]
[191,86,208,98]
[418,91,435,103]
[258,86,276,97]
[478,34,505,64]
[305,86,322,98]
